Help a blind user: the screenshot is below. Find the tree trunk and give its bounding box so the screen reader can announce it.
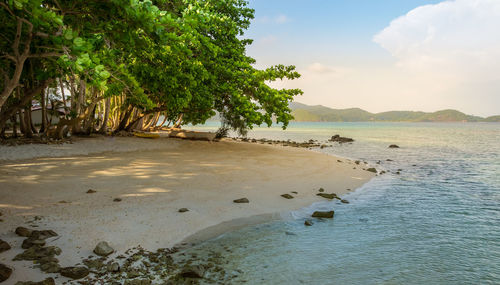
[98,97,110,134]
[40,88,47,132]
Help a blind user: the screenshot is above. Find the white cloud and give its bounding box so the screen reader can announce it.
[373,0,500,81]
[307,63,336,74]
[275,14,289,24]
[256,14,290,24]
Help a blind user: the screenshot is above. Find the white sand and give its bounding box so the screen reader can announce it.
[0,137,374,283]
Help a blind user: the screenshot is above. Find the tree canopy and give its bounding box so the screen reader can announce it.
[0,0,302,138]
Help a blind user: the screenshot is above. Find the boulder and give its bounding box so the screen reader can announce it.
[107,262,120,272]
[312,211,334,219]
[318,188,325,192]
[0,263,12,282]
[22,238,46,249]
[59,266,89,279]
[93,241,114,256]
[14,246,62,261]
[329,134,354,143]
[340,199,350,204]
[14,278,55,285]
[86,189,97,194]
[180,265,205,278]
[113,198,122,202]
[366,168,377,173]
[233,198,249,203]
[30,230,57,240]
[15,227,32,237]
[388,144,399,148]
[178,208,189,213]
[40,262,60,273]
[280,194,294,199]
[0,239,11,253]
[316,193,337,200]
[304,220,313,226]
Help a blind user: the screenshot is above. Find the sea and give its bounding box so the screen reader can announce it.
[183,122,500,284]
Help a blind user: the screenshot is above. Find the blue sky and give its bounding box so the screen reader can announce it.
[243,0,500,117]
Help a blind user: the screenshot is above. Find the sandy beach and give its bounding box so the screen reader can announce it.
[0,137,374,283]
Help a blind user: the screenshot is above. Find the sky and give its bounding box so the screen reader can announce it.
[245,0,500,117]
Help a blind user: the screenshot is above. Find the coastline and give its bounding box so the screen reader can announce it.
[0,137,375,282]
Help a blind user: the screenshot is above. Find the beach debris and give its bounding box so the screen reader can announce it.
[233,198,249,203]
[312,211,335,219]
[113,198,122,202]
[388,144,400,148]
[179,265,205,278]
[15,226,32,237]
[340,199,350,204]
[0,239,11,253]
[94,241,114,256]
[86,189,97,194]
[366,168,377,173]
[329,134,354,143]
[178,208,189,213]
[318,188,325,192]
[281,194,294,199]
[14,277,56,285]
[304,220,314,226]
[0,263,12,282]
[60,266,90,279]
[317,193,338,200]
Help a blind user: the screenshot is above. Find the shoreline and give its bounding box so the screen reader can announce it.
[0,136,375,283]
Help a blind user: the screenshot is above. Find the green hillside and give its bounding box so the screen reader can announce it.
[290,102,499,122]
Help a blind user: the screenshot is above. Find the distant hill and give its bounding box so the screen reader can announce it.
[289,102,500,122]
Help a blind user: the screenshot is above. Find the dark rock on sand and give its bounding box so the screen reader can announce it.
[14,246,62,261]
[14,278,56,285]
[107,262,120,272]
[22,238,46,249]
[312,211,335,219]
[281,194,294,199]
[113,198,122,202]
[15,227,32,237]
[124,280,151,285]
[0,239,11,253]
[30,230,57,240]
[94,241,114,256]
[317,193,338,200]
[388,144,400,148]
[366,168,377,173]
[86,189,97,194]
[291,191,298,194]
[178,208,189,213]
[304,220,313,226]
[0,263,12,282]
[340,199,350,204]
[39,261,60,273]
[318,188,325,192]
[233,198,249,203]
[180,265,205,278]
[60,266,89,279]
[329,134,354,143]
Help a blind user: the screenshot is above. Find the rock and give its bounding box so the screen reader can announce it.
[180,265,205,278]
[83,258,104,270]
[15,227,32,237]
[59,266,89,279]
[355,160,360,165]
[366,168,377,173]
[94,241,114,256]
[113,198,122,202]
[22,238,46,249]
[312,211,334,219]
[0,239,11,253]
[0,263,12,282]
[318,188,325,192]
[285,231,297,236]
[386,159,393,161]
[316,193,337,200]
[39,262,60,273]
[304,220,313,226]
[291,191,298,194]
[14,246,62,261]
[388,144,399,148]
[340,199,350,204]
[107,262,120,272]
[126,269,141,278]
[14,278,55,285]
[30,230,57,240]
[124,280,151,285]
[86,189,97,194]
[233,198,249,203]
[329,134,354,143]
[280,194,294,199]
[178,208,189,213]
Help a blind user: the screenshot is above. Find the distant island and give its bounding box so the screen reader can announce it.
[290,102,500,122]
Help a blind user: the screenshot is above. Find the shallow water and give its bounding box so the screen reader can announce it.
[184,122,500,284]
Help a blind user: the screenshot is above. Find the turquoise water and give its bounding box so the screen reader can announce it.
[185,122,500,284]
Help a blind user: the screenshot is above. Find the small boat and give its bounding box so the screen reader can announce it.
[133,132,160,139]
